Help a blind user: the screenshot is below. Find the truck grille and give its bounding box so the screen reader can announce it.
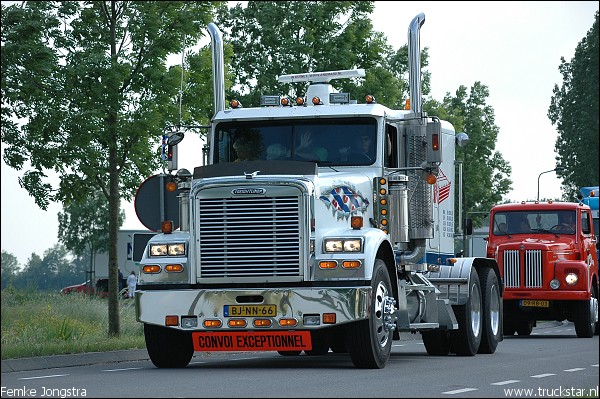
[502,249,543,288]
[197,196,301,278]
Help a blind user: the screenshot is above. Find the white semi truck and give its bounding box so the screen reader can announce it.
[134,13,503,369]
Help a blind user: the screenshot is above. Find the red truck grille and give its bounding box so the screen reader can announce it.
[502,249,543,288]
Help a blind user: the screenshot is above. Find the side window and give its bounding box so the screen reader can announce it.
[385,124,398,168]
[581,211,590,234]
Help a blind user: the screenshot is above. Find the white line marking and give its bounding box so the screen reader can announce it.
[563,368,585,372]
[491,380,520,385]
[20,374,68,380]
[531,373,556,378]
[442,388,478,394]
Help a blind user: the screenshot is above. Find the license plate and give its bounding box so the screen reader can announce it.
[224,304,276,317]
[520,300,549,308]
[193,331,312,351]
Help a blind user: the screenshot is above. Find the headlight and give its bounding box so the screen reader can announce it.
[150,244,168,256]
[323,238,363,253]
[565,273,578,286]
[150,243,186,257]
[168,243,186,256]
[324,239,343,252]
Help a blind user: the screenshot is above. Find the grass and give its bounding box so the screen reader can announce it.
[1,287,145,360]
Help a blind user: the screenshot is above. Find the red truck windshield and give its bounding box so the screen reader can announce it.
[492,210,578,235]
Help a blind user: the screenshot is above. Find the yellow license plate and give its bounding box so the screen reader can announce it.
[520,300,549,307]
[224,305,276,317]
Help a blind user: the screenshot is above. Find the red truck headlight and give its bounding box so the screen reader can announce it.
[565,272,578,286]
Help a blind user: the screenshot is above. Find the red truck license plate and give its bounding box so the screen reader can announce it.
[520,300,549,307]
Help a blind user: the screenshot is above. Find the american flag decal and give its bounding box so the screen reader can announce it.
[320,185,369,219]
[434,169,451,204]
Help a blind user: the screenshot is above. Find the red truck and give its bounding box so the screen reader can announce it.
[486,201,599,338]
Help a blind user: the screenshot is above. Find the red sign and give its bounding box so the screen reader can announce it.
[192,331,312,352]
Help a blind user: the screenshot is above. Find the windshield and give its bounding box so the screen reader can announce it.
[492,210,577,235]
[213,118,377,166]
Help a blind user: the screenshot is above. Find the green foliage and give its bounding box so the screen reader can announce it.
[1,289,144,359]
[214,1,422,108]
[426,83,512,230]
[1,0,223,337]
[548,11,599,199]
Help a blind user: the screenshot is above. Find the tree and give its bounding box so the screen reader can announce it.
[1,1,223,336]
[58,191,124,292]
[1,250,21,290]
[548,11,599,199]
[425,82,512,240]
[214,1,423,108]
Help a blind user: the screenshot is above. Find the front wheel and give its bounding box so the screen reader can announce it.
[144,324,193,368]
[450,268,483,356]
[345,259,394,368]
[421,330,450,356]
[574,295,597,338]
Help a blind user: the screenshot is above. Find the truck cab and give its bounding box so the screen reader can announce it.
[487,201,599,337]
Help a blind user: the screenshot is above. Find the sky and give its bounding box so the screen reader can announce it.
[2,1,598,267]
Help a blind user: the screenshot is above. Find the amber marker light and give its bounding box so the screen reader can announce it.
[425,173,437,185]
[380,188,387,195]
[161,220,173,234]
[350,216,363,229]
[281,97,290,106]
[342,260,361,269]
[296,97,305,105]
[365,94,376,104]
[203,319,223,328]
[165,264,183,272]
[166,181,177,192]
[230,99,242,108]
[165,315,179,326]
[279,318,297,327]
[143,265,161,273]
[322,313,336,324]
[227,319,247,327]
[312,96,322,105]
[253,319,273,327]
[405,98,411,110]
[319,261,338,269]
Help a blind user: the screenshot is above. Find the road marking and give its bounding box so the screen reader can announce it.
[531,373,556,378]
[20,374,68,380]
[442,388,478,394]
[491,380,520,385]
[591,364,599,367]
[563,368,585,372]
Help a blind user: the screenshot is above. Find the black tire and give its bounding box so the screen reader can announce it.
[345,259,394,368]
[595,285,600,336]
[421,330,450,356]
[574,298,595,338]
[450,268,483,356]
[516,320,534,336]
[478,267,502,354]
[277,350,302,356]
[144,323,193,368]
[304,330,330,356]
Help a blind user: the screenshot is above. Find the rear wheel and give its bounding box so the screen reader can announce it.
[144,324,193,368]
[477,267,502,353]
[450,268,482,356]
[345,259,394,368]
